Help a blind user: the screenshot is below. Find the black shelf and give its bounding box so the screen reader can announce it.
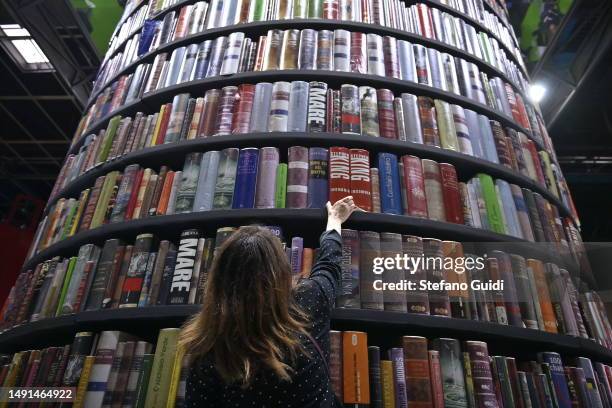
[87,18,529,113]
[47,133,571,219]
[1,307,610,364]
[24,209,540,273]
[74,70,540,159]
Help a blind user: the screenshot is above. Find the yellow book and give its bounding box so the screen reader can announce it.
[150,105,167,146]
[144,328,180,408]
[166,345,186,408]
[73,356,95,408]
[0,352,25,408]
[380,360,395,408]
[69,189,90,236]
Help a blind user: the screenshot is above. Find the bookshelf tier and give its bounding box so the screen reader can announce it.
[74,70,541,159]
[22,209,574,276]
[90,18,528,110]
[1,307,609,363]
[47,132,571,219]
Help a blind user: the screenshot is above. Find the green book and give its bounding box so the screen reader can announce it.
[96,115,121,165]
[492,356,515,408]
[90,171,120,229]
[252,0,267,20]
[293,0,307,18]
[462,352,476,408]
[308,0,322,17]
[477,173,505,234]
[275,163,287,208]
[55,256,77,316]
[433,338,468,408]
[135,354,154,408]
[60,199,78,240]
[144,328,180,408]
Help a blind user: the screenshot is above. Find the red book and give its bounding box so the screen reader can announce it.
[526,140,547,185]
[376,89,397,139]
[73,261,95,312]
[402,336,433,408]
[416,4,434,38]
[349,149,371,211]
[439,163,464,224]
[231,84,256,134]
[401,155,428,218]
[428,350,444,408]
[329,147,351,203]
[156,103,172,145]
[124,169,144,220]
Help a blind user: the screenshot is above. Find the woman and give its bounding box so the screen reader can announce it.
[181,196,358,407]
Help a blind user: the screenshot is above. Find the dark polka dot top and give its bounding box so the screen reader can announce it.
[185,230,343,408]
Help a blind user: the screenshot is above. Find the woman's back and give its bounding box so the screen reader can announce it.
[183,198,356,407]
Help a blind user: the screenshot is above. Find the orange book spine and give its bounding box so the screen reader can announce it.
[402,335,433,408]
[342,331,370,404]
[528,259,558,333]
[156,171,176,216]
[300,248,314,278]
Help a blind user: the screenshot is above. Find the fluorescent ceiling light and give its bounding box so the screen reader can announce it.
[0,24,52,71]
[528,84,546,103]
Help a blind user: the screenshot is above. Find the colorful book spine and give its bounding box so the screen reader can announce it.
[255,147,280,208]
[349,148,372,211]
[307,147,329,208]
[341,84,361,134]
[298,29,317,69]
[403,336,433,408]
[333,29,350,71]
[231,84,256,134]
[377,153,402,215]
[268,81,291,132]
[342,331,370,404]
[232,148,259,209]
[213,86,238,136]
[350,32,367,74]
[377,89,396,139]
[329,146,351,203]
[360,86,380,137]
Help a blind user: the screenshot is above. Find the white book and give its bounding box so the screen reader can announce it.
[333,29,350,71]
[366,33,384,76]
[83,331,121,408]
[220,32,245,75]
[193,151,220,212]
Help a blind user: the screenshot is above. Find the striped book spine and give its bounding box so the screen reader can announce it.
[255,147,280,208]
[231,84,256,134]
[286,146,309,208]
[333,29,350,71]
[268,81,291,132]
[341,84,361,134]
[307,81,328,132]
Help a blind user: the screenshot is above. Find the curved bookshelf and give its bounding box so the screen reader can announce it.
[74,70,540,158]
[47,133,572,219]
[87,18,529,113]
[1,307,610,363]
[24,209,547,273]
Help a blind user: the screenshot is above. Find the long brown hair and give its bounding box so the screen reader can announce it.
[179,225,308,385]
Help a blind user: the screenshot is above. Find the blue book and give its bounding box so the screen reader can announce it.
[138,20,158,56]
[193,40,213,80]
[478,114,499,164]
[464,109,484,159]
[307,147,329,208]
[193,151,220,212]
[232,148,259,209]
[538,352,572,408]
[377,153,402,215]
[496,180,522,238]
[290,237,303,277]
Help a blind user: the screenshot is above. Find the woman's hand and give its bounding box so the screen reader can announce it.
[326,196,359,233]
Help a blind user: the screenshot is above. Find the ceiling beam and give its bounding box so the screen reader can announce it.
[0,95,75,101]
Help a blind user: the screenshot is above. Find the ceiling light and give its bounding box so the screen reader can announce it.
[528,84,546,103]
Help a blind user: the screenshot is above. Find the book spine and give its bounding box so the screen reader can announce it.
[316,30,334,70]
[287,81,309,132]
[478,173,505,234]
[341,84,361,134]
[371,167,381,213]
[368,346,384,408]
[349,148,372,211]
[174,152,203,214]
[255,147,280,208]
[275,163,288,208]
[213,148,239,209]
[232,148,259,209]
[377,89,397,139]
[342,331,370,404]
[119,234,154,307]
[360,86,380,137]
[381,360,395,408]
[429,350,445,408]
[307,81,328,132]
[359,230,383,310]
[249,82,273,132]
[433,338,468,407]
[230,84,256,134]
[338,229,360,308]
[213,86,238,136]
[377,153,402,215]
[422,159,445,221]
[401,155,428,218]
[402,336,433,408]
[350,32,367,73]
[268,81,291,132]
[329,146,351,203]
[166,230,200,305]
[83,331,120,407]
[286,146,309,209]
[298,29,317,69]
[197,89,220,137]
[193,151,220,212]
[333,29,350,71]
[465,341,499,408]
[440,163,464,224]
[307,147,329,208]
[144,329,180,408]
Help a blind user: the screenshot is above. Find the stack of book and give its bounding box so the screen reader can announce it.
[0,329,187,408]
[55,81,575,215]
[1,329,611,408]
[4,226,611,348]
[35,145,575,257]
[328,331,612,407]
[83,26,530,139]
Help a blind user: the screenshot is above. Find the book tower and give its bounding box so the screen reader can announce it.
[1,0,611,406]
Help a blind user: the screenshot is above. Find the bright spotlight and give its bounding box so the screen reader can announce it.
[528,84,546,103]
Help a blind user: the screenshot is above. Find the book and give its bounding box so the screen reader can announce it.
[403,336,433,408]
[377,153,402,215]
[377,89,397,139]
[338,229,360,308]
[231,84,256,134]
[388,347,408,408]
[349,148,372,211]
[401,94,423,144]
[174,152,203,214]
[307,147,329,208]
[329,146,351,203]
[440,163,464,224]
[298,29,317,69]
[232,148,259,209]
[254,147,280,208]
[268,81,291,132]
[381,360,395,408]
[213,86,239,136]
[360,86,380,137]
[307,81,328,132]
[317,30,334,70]
[83,331,122,407]
[193,150,220,212]
[359,231,383,310]
[287,81,309,131]
[422,159,445,221]
[433,338,468,408]
[350,32,367,74]
[213,148,239,209]
[333,29,350,71]
[144,328,181,408]
[342,331,370,404]
[275,163,288,208]
[119,234,155,308]
[166,229,200,305]
[341,84,360,134]
[286,146,309,208]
